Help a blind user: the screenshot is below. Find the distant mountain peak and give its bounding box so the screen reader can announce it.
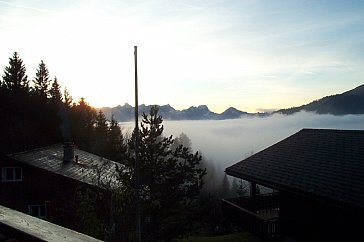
[197,105,209,109]
[221,107,248,119]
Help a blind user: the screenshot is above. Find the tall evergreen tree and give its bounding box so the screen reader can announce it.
[128,106,206,240]
[33,60,50,98]
[63,87,73,108]
[93,110,109,156]
[49,77,62,105]
[2,52,29,93]
[70,98,96,150]
[108,115,127,162]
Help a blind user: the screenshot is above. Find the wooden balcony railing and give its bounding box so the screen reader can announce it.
[221,193,280,240]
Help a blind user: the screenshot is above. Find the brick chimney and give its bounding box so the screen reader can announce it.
[63,142,74,162]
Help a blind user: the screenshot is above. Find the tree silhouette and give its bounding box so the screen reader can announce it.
[0,52,63,154]
[171,132,192,152]
[93,110,109,156]
[128,106,206,240]
[220,174,230,198]
[33,60,50,98]
[63,87,73,108]
[49,77,62,106]
[70,98,96,150]
[2,52,29,93]
[108,115,127,162]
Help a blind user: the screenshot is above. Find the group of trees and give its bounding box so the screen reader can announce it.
[0,52,127,163]
[1,52,211,241]
[0,52,64,155]
[1,51,252,241]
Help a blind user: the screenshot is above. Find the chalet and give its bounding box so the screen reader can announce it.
[223,129,364,242]
[0,204,102,241]
[0,142,121,237]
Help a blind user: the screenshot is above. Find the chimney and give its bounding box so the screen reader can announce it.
[63,142,74,162]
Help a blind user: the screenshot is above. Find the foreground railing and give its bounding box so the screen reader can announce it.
[221,193,280,240]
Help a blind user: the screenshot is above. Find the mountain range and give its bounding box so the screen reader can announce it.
[100,84,364,121]
[100,104,267,122]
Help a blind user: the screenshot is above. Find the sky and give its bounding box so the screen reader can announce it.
[1,0,364,113]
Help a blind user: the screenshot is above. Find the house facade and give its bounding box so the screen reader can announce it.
[223,129,364,242]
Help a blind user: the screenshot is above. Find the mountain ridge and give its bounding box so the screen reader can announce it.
[99,104,263,122]
[99,84,364,121]
[275,84,364,115]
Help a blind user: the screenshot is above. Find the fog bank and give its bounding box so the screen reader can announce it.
[162,112,364,172]
[121,112,364,180]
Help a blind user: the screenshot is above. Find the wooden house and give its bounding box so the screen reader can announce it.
[0,142,121,236]
[223,129,364,242]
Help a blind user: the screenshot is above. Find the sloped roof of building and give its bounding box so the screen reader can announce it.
[225,129,364,212]
[7,144,123,189]
[0,205,102,242]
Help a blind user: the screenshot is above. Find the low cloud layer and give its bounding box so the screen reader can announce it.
[162,112,364,174]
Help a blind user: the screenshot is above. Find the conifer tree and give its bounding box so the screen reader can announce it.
[128,106,206,240]
[33,60,50,98]
[108,115,126,162]
[171,132,192,152]
[220,174,230,198]
[93,110,109,156]
[63,87,73,108]
[2,52,29,93]
[49,77,62,105]
[70,98,96,150]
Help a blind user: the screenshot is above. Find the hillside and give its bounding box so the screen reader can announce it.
[276,84,364,115]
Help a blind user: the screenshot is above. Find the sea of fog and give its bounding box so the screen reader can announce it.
[121,111,364,178]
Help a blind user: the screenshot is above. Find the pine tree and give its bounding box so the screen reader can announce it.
[220,174,230,198]
[70,98,96,150]
[108,115,127,162]
[2,52,29,93]
[63,87,73,108]
[171,132,192,152]
[49,77,62,106]
[129,106,206,240]
[33,60,50,98]
[93,110,109,156]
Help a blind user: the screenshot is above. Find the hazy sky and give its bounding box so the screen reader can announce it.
[1,0,364,112]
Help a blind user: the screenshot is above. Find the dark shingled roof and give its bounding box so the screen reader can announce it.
[225,129,364,212]
[7,144,122,188]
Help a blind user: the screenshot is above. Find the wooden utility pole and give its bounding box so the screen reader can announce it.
[134,46,141,242]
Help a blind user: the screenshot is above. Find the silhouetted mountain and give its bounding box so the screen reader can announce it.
[179,105,217,120]
[219,107,248,119]
[99,104,254,121]
[276,84,364,115]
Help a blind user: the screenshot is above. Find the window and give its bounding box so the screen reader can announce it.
[28,204,47,219]
[1,167,22,182]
